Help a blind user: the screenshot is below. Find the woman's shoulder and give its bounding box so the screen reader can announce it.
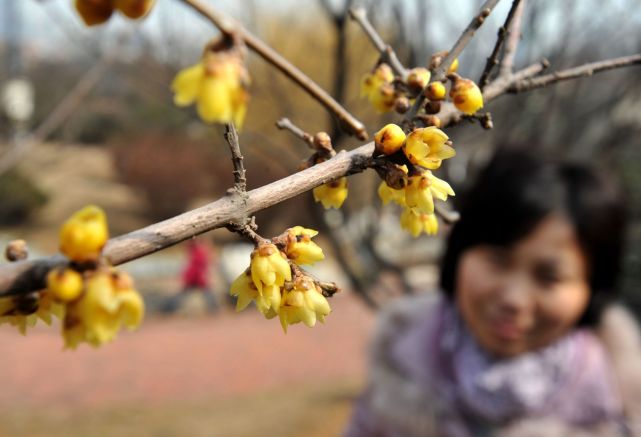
[368,292,446,388]
[373,292,444,342]
[597,304,641,427]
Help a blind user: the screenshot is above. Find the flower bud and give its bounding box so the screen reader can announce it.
[75,0,114,26]
[47,267,84,302]
[424,100,442,115]
[407,68,431,93]
[5,239,28,262]
[422,115,441,128]
[114,0,156,19]
[449,77,484,115]
[374,124,406,156]
[394,96,411,114]
[425,82,446,101]
[59,205,109,263]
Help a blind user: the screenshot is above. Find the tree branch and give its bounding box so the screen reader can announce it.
[3,50,639,298]
[179,0,368,140]
[275,118,315,149]
[408,0,500,119]
[0,142,376,297]
[508,54,641,93]
[479,0,524,90]
[224,123,247,194]
[348,7,408,78]
[499,0,526,76]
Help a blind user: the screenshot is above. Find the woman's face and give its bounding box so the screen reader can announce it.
[456,214,590,358]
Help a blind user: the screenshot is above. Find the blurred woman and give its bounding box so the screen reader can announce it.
[345,148,641,436]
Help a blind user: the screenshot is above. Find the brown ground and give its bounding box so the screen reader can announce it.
[0,294,374,437]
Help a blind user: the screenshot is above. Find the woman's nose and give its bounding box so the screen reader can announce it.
[496,273,533,315]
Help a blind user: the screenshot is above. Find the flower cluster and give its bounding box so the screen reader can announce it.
[172,37,250,127]
[75,0,155,26]
[230,227,332,332]
[374,124,456,237]
[0,205,145,349]
[51,205,144,348]
[360,53,483,119]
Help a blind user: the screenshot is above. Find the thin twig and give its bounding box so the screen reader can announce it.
[348,7,408,78]
[275,118,315,149]
[226,218,265,245]
[499,0,526,76]
[180,0,368,140]
[224,123,247,193]
[508,54,641,93]
[407,0,500,120]
[479,0,523,90]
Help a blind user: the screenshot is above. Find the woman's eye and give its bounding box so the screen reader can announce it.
[534,265,562,287]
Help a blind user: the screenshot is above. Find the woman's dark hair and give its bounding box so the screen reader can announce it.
[439,146,628,326]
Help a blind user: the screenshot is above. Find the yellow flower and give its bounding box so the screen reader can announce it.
[378,181,406,206]
[374,124,406,156]
[59,205,109,263]
[279,276,331,333]
[400,208,439,237]
[360,64,395,112]
[448,58,459,74]
[450,77,484,115]
[285,226,324,265]
[172,51,249,127]
[47,267,84,302]
[403,127,455,170]
[313,177,348,209]
[250,243,292,294]
[63,270,144,349]
[404,171,455,214]
[0,292,64,335]
[425,82,447,101]
[230,268,259,312]
[74,0,155,26]
[231,268,283,316]
[407,67,431,92]
[255,284,282,317]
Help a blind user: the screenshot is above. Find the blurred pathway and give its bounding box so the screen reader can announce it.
[0,294,374,411]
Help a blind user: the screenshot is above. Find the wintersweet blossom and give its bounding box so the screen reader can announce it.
[404,171,455,214]
[360,64,395,112]
[249,243,292,294]
[378,181,406,206]
[172,51,249,127]
[450,77,484,115]
[403,127,456,170]
[313,177,348,209]
[59,205,109,263]
[279,276,331,333]
[400,208,439,237]
[63,270,144,349]
[285,226,324,265]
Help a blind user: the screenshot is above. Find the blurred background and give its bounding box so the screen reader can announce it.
[1,0,640,435]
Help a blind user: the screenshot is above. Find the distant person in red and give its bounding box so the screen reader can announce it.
[161,239,219,313]
[182,239,210,290]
